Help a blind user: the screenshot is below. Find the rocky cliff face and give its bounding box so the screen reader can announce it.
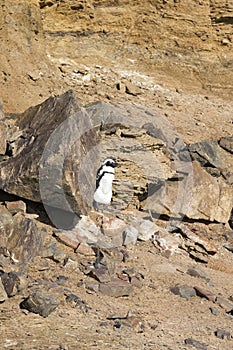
[1,0,233,113]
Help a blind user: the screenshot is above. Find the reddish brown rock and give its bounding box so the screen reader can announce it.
[194,286,216,302]
[54,229,81,250]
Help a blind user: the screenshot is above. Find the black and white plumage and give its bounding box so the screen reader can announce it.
[93,157,120,211]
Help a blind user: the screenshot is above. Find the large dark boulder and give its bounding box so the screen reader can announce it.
[0,90,98,227]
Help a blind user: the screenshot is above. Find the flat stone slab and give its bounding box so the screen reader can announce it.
[99,278,133,297]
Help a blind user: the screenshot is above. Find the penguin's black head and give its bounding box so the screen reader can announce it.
[103,157,121,168]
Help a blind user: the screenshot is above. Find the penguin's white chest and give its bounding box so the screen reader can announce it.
[94,172,114,205]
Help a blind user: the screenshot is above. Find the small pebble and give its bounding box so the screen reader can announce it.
[210,307,219,316]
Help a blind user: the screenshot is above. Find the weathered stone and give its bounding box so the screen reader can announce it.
[0,278,8,302]
[101,215,127,247]
[0,91,98,229]
[219,137,233,154]
[122,268,144,288]
[0,205,13,243]
[210,307,219,316]
[99,278,133,297]
[5,200,26,215]
[85,281,99,293]
[215,296,233,312]
[145,161,233,223]
[125,81,142,96]
[188,140,223,168]
[74,215,100,245]
[20,291,59,317]
[186,162,233,223]
[215,328,231,340]
[194,286,216,302]
[66,294,90,312]
[187,265,210,282]
[54,229,81,250]
[170,221,217,255]
[92,246,116,276]
[137,218,158,241]
[75,243,95,256]
[0,207,42,266]
[153,229,182,256]
[122,225,138,247]
[56,275,69,285]
[89,267,112,283]
[189,250,209,263]
[184,338,207,350]
[128,217,158,242]
[0,121,7,155]
[6,213,43,266]
[171,284,196,299]
[41,241,67,264]
[1,272,28,297]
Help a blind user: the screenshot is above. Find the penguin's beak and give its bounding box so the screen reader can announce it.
[114,162,121,168]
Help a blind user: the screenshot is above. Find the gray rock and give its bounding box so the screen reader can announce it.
[187,265,210,282]
[128,216,158,242]
[210,307,219,316]
[215,296,233,312]
[219,136,233,153]
[171,284,196,299]
[122,225,138,246]
[184,338,207,350]
[85,281,99,293]
[65,294,90,312]
[20,291,59,317]
[215,328,231,340]
[99,279,133,297]
[41,241,67,264]
[188,140,223,168]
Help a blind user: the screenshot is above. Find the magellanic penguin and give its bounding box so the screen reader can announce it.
[93,157,120,211]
